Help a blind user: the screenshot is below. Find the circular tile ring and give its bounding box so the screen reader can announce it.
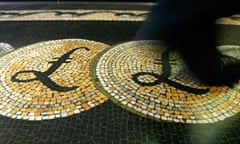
[0,39,110,120]
[92,40,240,124]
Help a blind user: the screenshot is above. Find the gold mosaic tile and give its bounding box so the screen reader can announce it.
[93,40,240,124]
[0,39,109,120]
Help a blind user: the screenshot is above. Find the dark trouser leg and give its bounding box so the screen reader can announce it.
[134,0,240,85]
[134,0,240,40]
[134,0,216,40]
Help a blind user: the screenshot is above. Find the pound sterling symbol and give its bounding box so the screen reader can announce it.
[132,50,209,95]
[11,47,90,92]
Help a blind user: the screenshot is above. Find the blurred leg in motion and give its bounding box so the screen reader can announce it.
[134,0,240,85]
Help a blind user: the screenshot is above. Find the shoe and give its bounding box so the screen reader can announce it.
[185,54,240,86]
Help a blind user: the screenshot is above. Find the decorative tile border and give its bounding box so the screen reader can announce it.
[0,10,148,21]
[0,39,109,120]
[1,10,239,25]
[92,40,240,124]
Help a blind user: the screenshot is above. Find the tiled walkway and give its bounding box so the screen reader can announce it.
[0,2,240,144]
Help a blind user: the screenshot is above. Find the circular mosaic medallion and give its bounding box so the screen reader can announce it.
[0,39,109,120]
[94,40,240,124]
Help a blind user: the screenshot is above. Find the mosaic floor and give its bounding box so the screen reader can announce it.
[1,38,239,123]
[1,1,240,144]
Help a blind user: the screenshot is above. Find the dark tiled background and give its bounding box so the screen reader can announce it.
[0,2,240,144]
